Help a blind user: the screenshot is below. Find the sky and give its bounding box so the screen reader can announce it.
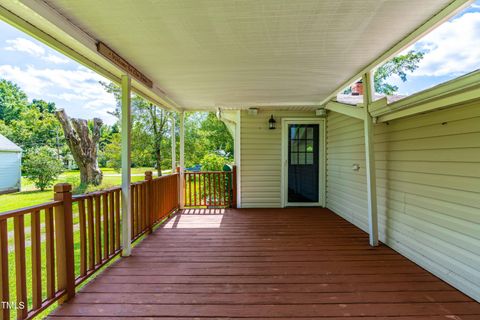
[0,22,117,124]
[386,0,480,95]
[0,1,479,120]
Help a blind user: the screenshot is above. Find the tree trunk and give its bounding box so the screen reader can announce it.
[55,109,103,186]
[156,150,162,177]
[155,136,163,177]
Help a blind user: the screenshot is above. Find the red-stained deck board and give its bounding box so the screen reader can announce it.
[49,208,480,319]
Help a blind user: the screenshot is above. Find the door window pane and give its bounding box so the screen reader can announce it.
[299,127,306,139]
[298,153,305,164]
[307,128,313,139]
[306,141,314,153]
[290,127,297,139]
[291,153,298,164]
[306,153,313,165]
[291,140,298,152]
[299,140,306,152]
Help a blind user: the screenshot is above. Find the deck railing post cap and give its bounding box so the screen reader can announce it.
[54,183,72,193]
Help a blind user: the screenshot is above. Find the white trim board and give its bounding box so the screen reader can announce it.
[281,118,326,208]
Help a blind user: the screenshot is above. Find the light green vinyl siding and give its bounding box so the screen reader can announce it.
[240,109,317,208]
[326,102,480,302]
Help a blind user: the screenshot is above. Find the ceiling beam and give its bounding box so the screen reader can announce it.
[319,0,473,106]
[367,97,388,114]
[325,101,365,120]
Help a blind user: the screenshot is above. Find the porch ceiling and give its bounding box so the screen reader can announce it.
[26,1,454,108]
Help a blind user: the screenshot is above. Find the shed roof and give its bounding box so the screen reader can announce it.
[0,134,22,152]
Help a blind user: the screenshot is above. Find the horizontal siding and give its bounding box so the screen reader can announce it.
[326,102,480,302]
[0,151,21,193]
[240,110,316,208]
[326,112,368,231]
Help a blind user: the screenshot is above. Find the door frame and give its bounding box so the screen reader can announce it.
[281,118,326,208]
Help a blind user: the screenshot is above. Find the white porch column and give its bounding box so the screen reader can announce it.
[362,71,379,247]
[121,75,132,256]
[234,110,241,208]
[179,111,185,208]
[171,116,176,172]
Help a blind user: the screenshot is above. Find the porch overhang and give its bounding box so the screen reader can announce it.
[0,0,472,110]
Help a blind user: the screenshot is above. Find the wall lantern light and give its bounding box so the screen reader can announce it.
[268,114,276,130]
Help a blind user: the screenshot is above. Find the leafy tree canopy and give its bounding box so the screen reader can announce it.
[0,80,63,157]
[0,79,28,123]
[183,112,233,168]
[374,50,425,95]
[101,81,175,174]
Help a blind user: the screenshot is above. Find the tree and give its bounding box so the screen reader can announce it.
[143,103,171,176]
[0,79,28,123]
[23,146,64,191]
[101,82,234,173]
[103,132,121,171]
[374,50,424,95]
[183,112,234,168]
[199,113,233,157]
[342,50,425,95]
[101,82,174,176]
[200,153,228,171]
[183,112,205,167]
[0,81,64,160]
[56,109,103,185]
[98,123,119,167]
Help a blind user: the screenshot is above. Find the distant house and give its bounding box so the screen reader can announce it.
[0,134,22,194]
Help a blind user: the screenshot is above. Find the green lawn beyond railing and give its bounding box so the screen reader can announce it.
[0,168,172,213]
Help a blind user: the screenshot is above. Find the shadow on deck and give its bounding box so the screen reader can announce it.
[50,208,480,319]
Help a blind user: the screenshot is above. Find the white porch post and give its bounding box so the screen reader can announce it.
[171,116,176,171]
[362,71,379,247]
[234,110,241,208]
[179,111,185,209]
[121,75,132,256]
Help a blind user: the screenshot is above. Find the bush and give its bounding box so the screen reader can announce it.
[103,134,121,171]
[200,153,230,171]
[23,146,64,191]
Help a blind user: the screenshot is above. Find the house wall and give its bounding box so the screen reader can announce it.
[326,102,480,302]
[240,109,318,208]
[0,151,21,194]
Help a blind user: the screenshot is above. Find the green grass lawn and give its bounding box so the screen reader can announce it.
[0,167,173,213]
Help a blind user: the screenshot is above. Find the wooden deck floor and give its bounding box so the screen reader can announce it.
[50,208,480,319]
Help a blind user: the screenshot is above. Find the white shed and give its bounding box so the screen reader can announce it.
[0,134,22,194]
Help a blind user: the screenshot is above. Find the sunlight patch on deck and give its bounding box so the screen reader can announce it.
[163,209,225,228]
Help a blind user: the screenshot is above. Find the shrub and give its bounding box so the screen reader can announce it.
[200,153,230,171]
[23,146,64,191]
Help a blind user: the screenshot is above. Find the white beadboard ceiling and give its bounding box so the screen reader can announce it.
[42,0,452,109]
